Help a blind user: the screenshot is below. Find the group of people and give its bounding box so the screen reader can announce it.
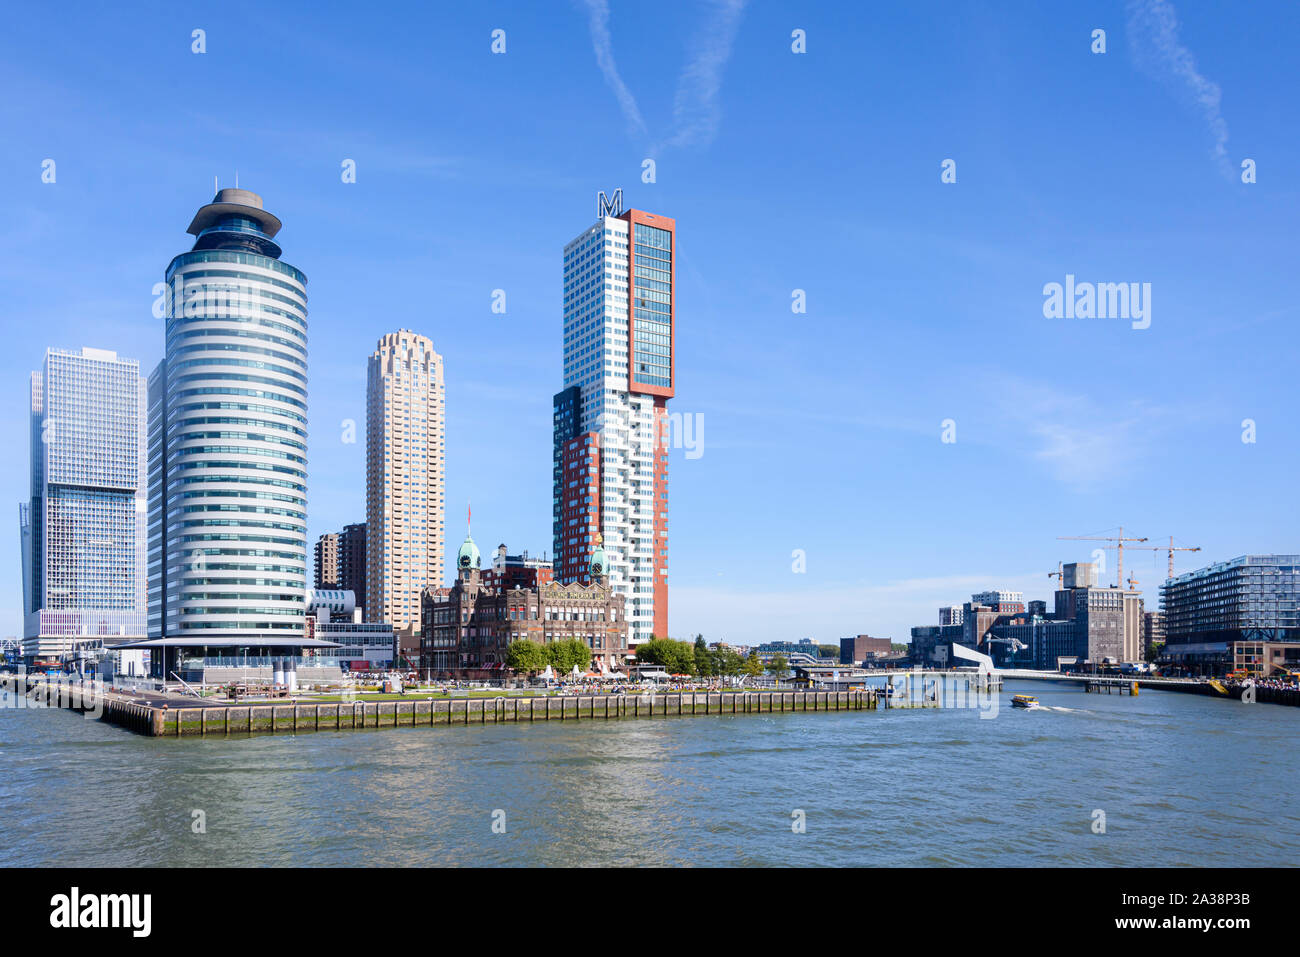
[1222,675,1299,691]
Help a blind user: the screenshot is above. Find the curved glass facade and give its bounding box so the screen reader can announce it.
[150,191,308,641]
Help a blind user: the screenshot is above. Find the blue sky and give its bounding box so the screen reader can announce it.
[2,1,1297,644]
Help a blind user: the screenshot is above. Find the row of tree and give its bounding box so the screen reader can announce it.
[637,636,789,678]
[502,634,797,680]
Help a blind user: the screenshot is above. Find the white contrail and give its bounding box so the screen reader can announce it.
[1127,0,1231,175]
[579,0,648,138]
[662,0,749,150]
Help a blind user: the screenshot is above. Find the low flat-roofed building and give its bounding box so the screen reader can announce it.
[111,635,343,686]
[790,664,871,690]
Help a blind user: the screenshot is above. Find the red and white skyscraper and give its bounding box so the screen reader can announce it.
[554,191,673,643]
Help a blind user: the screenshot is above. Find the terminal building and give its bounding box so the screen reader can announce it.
[304,589,395,672]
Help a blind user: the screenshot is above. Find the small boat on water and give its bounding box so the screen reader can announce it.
[1010,694,1038,709]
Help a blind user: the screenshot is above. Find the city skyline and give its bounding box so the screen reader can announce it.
[3,2,1298,645]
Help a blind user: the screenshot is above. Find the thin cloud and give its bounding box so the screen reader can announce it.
[1126,0,1231,175]
[993,376,1163,490]
[660,0,748,150]
[578,0,648,138]
[578,0,748,152]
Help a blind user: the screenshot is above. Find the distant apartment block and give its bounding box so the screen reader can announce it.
[1142,611,1165,658]
[971,590,1025,614]
[840,635,892,664]
[314,522,366,614]
[480,544,555,591]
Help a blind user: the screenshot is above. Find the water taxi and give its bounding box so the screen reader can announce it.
[1010,694,1038,709]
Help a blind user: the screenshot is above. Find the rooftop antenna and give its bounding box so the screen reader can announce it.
[235,170,239,188]
[213,174,218,195]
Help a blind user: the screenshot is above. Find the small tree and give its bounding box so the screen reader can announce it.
[766,653,789,679]
[693,636,714,677]
[545,638,592,675]
[743,651,763,679]
[506,639,546,676]
[816,644,839,659]
[636,637,695,675]
[712,646,743,677]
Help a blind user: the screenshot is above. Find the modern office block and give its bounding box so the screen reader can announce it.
[21,347,147,660]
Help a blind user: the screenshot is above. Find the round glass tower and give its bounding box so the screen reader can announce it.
[158,188,308,643]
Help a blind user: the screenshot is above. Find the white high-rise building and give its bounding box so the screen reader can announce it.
[20,347,147,660]
[554,191,673,643]
[147,188,309,654]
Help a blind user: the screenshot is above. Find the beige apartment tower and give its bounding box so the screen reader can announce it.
[366,331,445,631]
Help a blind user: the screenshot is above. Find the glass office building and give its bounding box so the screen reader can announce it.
[20,348,147,660]
[148,188,309,649]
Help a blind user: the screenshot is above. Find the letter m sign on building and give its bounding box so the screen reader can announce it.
[597,189,623,219]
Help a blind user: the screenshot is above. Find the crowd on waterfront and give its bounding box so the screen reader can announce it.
[1221,676,1299,691]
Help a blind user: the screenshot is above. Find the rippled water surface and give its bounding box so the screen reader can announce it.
[2,681,1295,866]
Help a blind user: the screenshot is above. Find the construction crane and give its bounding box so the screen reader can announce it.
[1048,561,1064,585]
[1058,527,1148,589]
[1123,536,1202,580]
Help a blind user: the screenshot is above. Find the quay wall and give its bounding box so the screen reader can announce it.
[1,673,882,737]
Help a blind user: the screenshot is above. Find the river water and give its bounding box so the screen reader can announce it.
[1,680,1295,867]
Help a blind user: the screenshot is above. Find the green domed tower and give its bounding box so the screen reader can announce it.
[457,532,481,574]
[589,534,608,583]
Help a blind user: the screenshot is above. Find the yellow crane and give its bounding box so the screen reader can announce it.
[1057,527,1148,588]
[1124,536,1202,580]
